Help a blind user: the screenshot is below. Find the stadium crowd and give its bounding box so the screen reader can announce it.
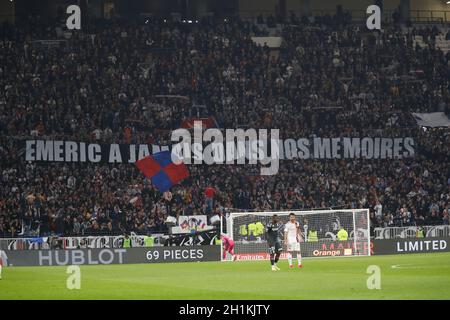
[0,13,449,238]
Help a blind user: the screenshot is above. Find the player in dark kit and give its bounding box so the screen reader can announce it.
[266,214,284,271]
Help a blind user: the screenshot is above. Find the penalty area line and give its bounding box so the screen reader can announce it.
[391,264,434,269]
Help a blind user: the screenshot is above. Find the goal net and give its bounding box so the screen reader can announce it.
[222,209,370,261]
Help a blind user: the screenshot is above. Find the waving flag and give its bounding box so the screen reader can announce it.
[135,151,189,193]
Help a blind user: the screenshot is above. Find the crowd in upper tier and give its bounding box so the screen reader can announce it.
[0,13,449,238]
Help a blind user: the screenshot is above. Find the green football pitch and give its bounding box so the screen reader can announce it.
[1,252,450,300]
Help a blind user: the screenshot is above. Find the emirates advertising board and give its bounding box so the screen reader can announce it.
[232,237,450,261]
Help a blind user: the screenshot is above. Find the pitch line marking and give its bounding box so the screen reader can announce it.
[391,264,434,269]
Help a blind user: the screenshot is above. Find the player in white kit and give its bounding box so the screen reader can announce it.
[0,249,8,279]
[284,213,303,268]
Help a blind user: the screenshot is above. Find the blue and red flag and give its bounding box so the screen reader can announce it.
[135,151,189,193]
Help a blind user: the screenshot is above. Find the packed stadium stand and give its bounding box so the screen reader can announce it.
[0,8,449,238]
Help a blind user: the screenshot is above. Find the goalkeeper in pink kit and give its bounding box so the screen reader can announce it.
[221,234,237,261]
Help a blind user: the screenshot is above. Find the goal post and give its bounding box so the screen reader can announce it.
[222,209,370,261]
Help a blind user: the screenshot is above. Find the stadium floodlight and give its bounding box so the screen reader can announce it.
[222,209,370,261]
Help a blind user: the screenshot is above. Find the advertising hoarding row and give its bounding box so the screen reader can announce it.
[4,238,449,266]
